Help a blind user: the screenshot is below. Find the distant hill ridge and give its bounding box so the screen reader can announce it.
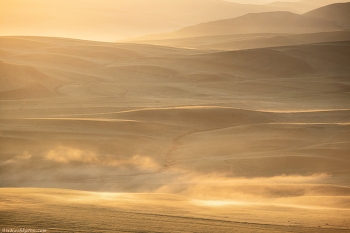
[305,2,350,28]
[133,10,343,40]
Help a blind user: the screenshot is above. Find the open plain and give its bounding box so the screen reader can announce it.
[1,34,349,232]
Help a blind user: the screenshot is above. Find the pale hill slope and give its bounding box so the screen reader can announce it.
[0,60,59,99]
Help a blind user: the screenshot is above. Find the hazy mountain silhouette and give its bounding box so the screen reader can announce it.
[133,11,342,40]
[305,2,350,28]
[265,2,317,13]
[300,0,350,6]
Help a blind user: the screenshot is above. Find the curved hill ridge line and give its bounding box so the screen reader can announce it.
[125,30,350,55]
[40,106,265,117]
[0,37,59,50]
[172,152,350,164]
[19,107,350,118]
[41,45,143,60]
[262,109,350,113]
[197,31,350,50]
[0,59,62,99]
[270,122,350,125]
[4,118,140,123]
[12,52,103,66]
[192,40,350,56]
[1,36,204,58]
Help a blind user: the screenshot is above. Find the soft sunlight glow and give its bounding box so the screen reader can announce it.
[198,200,246,206]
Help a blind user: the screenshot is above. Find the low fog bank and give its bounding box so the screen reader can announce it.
[1,144,349,209]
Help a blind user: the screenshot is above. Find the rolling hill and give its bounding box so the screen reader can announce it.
[127,30,350,50]
[1,34,350,232]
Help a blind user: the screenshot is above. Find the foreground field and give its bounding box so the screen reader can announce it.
[1,188,349,232]
[0,35,349,231]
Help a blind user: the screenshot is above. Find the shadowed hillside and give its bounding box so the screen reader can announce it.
[305,2,350,28]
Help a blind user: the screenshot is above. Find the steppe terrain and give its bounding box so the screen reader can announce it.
[1,33,350,232]
[1,1,350,232]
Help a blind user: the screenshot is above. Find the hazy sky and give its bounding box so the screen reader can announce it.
[225,0,299,3]
[225,0,348,3]
[0,0,348,41]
